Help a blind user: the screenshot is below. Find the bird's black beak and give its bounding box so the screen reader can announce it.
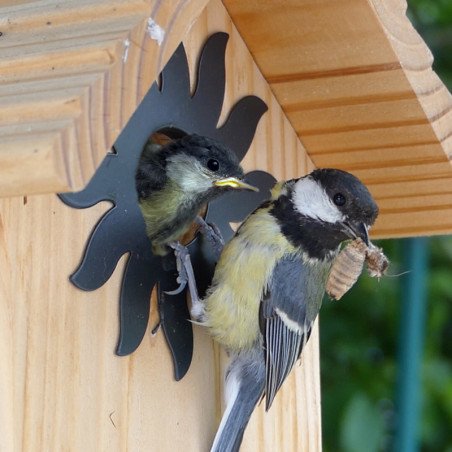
[214,177,259,192]
[343,221,370,246]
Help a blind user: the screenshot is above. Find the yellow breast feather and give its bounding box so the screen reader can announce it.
[203,207,296,351]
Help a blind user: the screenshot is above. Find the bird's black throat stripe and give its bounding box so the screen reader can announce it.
[270,194,348,260]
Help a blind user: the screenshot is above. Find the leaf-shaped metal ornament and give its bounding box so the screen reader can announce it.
[59,32,273,380]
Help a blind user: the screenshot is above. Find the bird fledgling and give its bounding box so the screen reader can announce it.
[136,134,258,293]
[191,168,379,452]
[136,134,258,256]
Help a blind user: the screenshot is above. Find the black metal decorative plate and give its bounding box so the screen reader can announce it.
[59,32,276,380]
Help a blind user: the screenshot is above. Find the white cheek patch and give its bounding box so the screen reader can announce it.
[166,154,213,193]
[292,177,345,223]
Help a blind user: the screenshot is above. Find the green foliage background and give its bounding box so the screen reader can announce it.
[320,2,452,451]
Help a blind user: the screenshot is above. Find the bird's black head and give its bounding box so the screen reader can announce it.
[136,134,258,201]
[169,134,244,180]
[163,135,258,194]
[309,168,379,244]
[272,168,379,259]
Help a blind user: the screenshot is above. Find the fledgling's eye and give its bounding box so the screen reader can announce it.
[333,192,346,206]
[207,159,220,171]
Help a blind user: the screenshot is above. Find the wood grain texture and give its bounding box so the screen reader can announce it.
[3,0,452,238]
[222,0,452,238]
[0,0,212,197]
[0,1,320,451]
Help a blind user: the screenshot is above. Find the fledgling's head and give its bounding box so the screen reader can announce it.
[292,168,378,245]
[136,134,258,202]
[160,135,258,196]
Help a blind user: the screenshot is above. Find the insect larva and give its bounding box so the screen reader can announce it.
[326,239,367,301]
[326,238,389,301]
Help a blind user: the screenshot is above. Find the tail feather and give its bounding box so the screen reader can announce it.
[211,351,265,452]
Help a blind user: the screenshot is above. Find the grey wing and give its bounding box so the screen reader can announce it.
[261,254,329,410]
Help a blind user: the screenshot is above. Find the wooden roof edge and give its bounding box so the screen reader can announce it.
[369,0,452,161]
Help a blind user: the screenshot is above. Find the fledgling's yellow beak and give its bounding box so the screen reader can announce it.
[214,177,259,192]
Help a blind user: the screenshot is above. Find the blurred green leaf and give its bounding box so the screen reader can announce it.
[340,393,384,452]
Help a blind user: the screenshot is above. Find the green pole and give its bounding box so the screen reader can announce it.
[395,237,428,451]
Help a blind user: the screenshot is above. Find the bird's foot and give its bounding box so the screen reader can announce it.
[195,216,225,260]
[164,242,191,295]
[165,242,204,319]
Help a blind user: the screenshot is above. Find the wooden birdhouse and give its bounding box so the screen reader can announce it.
[1,0,451,451]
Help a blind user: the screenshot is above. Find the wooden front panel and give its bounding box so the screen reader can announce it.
[0,1,320,451]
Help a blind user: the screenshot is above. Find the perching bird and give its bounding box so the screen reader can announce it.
[191,168,379,452]
[136,134,258,293]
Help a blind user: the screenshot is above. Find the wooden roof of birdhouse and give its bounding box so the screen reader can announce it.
[1,0,452,239]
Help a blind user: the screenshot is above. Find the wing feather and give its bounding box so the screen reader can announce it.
[264,315,308,409]
[261,254,330,410]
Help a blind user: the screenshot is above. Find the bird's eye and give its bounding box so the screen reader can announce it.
[333,193,346,206]
[207,159,220,171]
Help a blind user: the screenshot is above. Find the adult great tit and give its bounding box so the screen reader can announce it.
[191,168,379,452]
[136,134,258,293]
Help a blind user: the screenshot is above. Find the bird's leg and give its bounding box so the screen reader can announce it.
[164,242,191,295]
[165,242,188,295]
[195,216,225,260]
[164,242,204,319]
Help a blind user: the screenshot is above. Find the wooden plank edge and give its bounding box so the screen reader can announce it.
[0,0,211,198]
[369,0,452,162]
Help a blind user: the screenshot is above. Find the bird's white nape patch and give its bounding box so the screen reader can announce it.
[292,177,344,223]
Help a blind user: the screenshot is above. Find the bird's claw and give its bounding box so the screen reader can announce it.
[164,279,187,295]
[195,216,225,260]
[165,242,203,319]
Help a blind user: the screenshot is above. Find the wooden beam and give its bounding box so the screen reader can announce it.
[222,0,452,238]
